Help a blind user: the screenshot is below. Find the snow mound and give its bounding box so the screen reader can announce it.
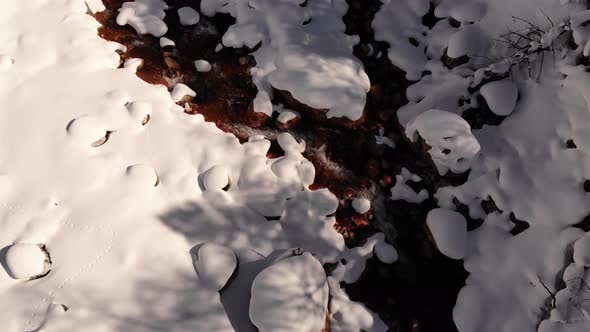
[66,115,109,147]
[170,83,196,102]
[190,243,237,291]
[249,252,329,332]
[351,198,371,214]
[426,208,467,259]
[447,25,489,59]
[159,37,175,48]
[178,6,199,26]
[116,0,168,37]
[373,241,398,264]
[2,243,48,280]
[480,80,518,116]
[390,168,428,203]
[328,277,388,332]
[194,59,212,73]
[208,0,370,120]
[406,109,480,174]
[203,165,230,191]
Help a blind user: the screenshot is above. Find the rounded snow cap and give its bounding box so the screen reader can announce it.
[2,243,50,280]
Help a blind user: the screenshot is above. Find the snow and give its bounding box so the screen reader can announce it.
[373,241,398,264]
[351,198,371,214]
[447,25,489,59]
[190,243,237,291]
[194,59,212,73]
[205,0,370,120]
[249,252,329,332]
[406,109,481,174]
[116,0,168,37]
[159,37,175,48]
[480,79,519,116]
[426,208,468,260]
[0,1,387,331]
[2,243,47,280]
[202,165,230,191]
[573,233,590,267]
[170,82,196,102]
[390,168,429,203]
[447,2,488,23]
[177,6,199,26]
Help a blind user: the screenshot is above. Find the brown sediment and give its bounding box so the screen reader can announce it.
[93,1,473,331]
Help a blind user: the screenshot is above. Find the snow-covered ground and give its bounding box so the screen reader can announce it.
[5,0,590,331]
[0,1,391,331]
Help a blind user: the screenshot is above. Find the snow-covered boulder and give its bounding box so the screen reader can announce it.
[351,198,371,214]
[67,115,109,147]
[190,243,237,291]
[203,166,230,191]
[194,60,212,73]
[405,109,480,174]
[426,208,468,259]
[446,2,487,23]
[170,83,196,103]
[480,80,518,116]
[178,7,200,26]
[2,243,50,280]
[447,25,489,59]
[373,241,398,264]
[116,0,168,37]
[249,252,329,332]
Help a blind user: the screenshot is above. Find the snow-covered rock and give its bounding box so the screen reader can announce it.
[373,241,398,264]
[190,243,237,291]
[159,37,175,48]
[116,0,168,37]
[177,6,199,26]
[405,109,480,174]
[447,25,489,59]
[447,2,487,23]
[249,252,329,332]
[351,198,371,214]
[170,83,196,102]
[390,168,429,203]
[426,208,467,259]
[194,60,212,73]
[66,115,109,147]
[203,165,230,191]
[3,243,49,280]
[480,80,518,116]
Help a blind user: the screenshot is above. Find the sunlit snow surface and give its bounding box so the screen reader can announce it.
[0,1,389,331]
